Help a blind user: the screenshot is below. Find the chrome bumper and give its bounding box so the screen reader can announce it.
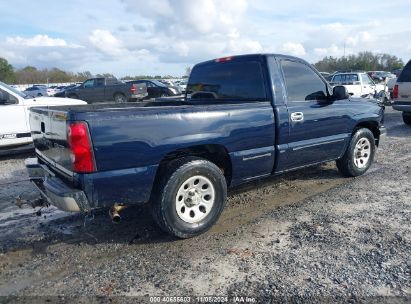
[25,158,90,212]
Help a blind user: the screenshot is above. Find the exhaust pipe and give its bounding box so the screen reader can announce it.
[109,204,127,223]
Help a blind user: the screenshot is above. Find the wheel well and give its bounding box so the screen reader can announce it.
[354,121,381,146]
[67,93,78,98]
[114,92,126,97]
[155,144,232,186]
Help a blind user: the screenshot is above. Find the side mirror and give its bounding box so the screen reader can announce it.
[333,85,349,100]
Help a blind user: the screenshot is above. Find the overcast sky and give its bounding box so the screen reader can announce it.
[0,0,410,77]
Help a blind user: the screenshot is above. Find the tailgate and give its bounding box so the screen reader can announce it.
[397,82,411,102]
[30,107,73,174]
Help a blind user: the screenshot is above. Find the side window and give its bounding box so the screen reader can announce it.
[0,89,18,105]
[146,81,154,88]
[332,75,342,83]
[361,74,372,85]
[95,79,105,87]
[83,79,95,88]
[281,60,328,101]
[347,74,359,82]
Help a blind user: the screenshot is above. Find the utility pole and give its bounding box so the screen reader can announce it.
[343,41,346,58]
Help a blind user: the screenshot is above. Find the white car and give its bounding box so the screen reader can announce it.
[330,72,382,98]
[0,81,86,149]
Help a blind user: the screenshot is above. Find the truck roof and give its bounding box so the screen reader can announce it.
[194,53,309,67]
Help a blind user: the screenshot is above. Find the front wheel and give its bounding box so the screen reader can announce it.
[336,128,376,177]
[403,112,411,125]
[151,157,227,238]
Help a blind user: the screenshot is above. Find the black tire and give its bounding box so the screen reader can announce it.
[336,128,376,177]
[403,112,411,125]
[151,157,227,239]
[37,93,43,97]
[114,93,127,103]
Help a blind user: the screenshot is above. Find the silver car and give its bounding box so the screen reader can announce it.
[23,85,48,97]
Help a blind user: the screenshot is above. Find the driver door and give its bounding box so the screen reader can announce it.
[80,79,97,102]
[278,58,350,169]
[0,88,30,147]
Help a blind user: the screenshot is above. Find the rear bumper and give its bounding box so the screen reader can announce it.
[130,92,148,100]
[392,101,411,113]
[25,158,90,212]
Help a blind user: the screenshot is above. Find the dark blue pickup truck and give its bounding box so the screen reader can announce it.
[26,54,385,238]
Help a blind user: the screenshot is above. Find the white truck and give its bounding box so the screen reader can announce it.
[0,81,86,152]
[330,72,387,99]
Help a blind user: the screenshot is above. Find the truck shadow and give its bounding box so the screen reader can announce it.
[5,163,344,256]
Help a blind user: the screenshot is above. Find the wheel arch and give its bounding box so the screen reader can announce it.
[153,144,232,188]
[113,91,126,98]
[353,120,381,146]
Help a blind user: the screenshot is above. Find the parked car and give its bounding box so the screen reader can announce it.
[367,71,396,83]
[65,77,147,103]
[0,81,86,151]
[23,85,48,97]
[392,68,402,77]
[127,79,180,99]
[330,72,383,98]
[26,54,385,238]
[178,79,187,93]
[320,72,332,81]
[392,59,411,125]
[53,84,78,97]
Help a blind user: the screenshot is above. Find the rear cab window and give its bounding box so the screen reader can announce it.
[187,57,267,101]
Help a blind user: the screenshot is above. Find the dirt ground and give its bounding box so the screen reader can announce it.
[0,107,410,303]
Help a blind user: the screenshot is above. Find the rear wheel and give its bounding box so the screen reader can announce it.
[336,128,376,177]
[151,157,227,238]
[114,93,127,103]
[403,112,411,125]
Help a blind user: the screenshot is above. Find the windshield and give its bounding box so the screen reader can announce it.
[151,80,167,87]
[0,81,29,98]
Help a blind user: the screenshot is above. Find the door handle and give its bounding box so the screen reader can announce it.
[291,112,304,122]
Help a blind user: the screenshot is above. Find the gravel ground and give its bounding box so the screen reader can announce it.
[0,107,410,303]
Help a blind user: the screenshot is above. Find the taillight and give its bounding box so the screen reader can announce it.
[67,122,96,173]
[130,84,137,94]
[393,84,399,99]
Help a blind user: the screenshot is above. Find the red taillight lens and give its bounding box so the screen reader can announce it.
[130,84,137,94]
[393,84,399,99]
[215,56,233,63]
[67,122,96,173]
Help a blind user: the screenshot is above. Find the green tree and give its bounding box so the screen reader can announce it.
[0,57,16,84]
[314,52,404,73]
